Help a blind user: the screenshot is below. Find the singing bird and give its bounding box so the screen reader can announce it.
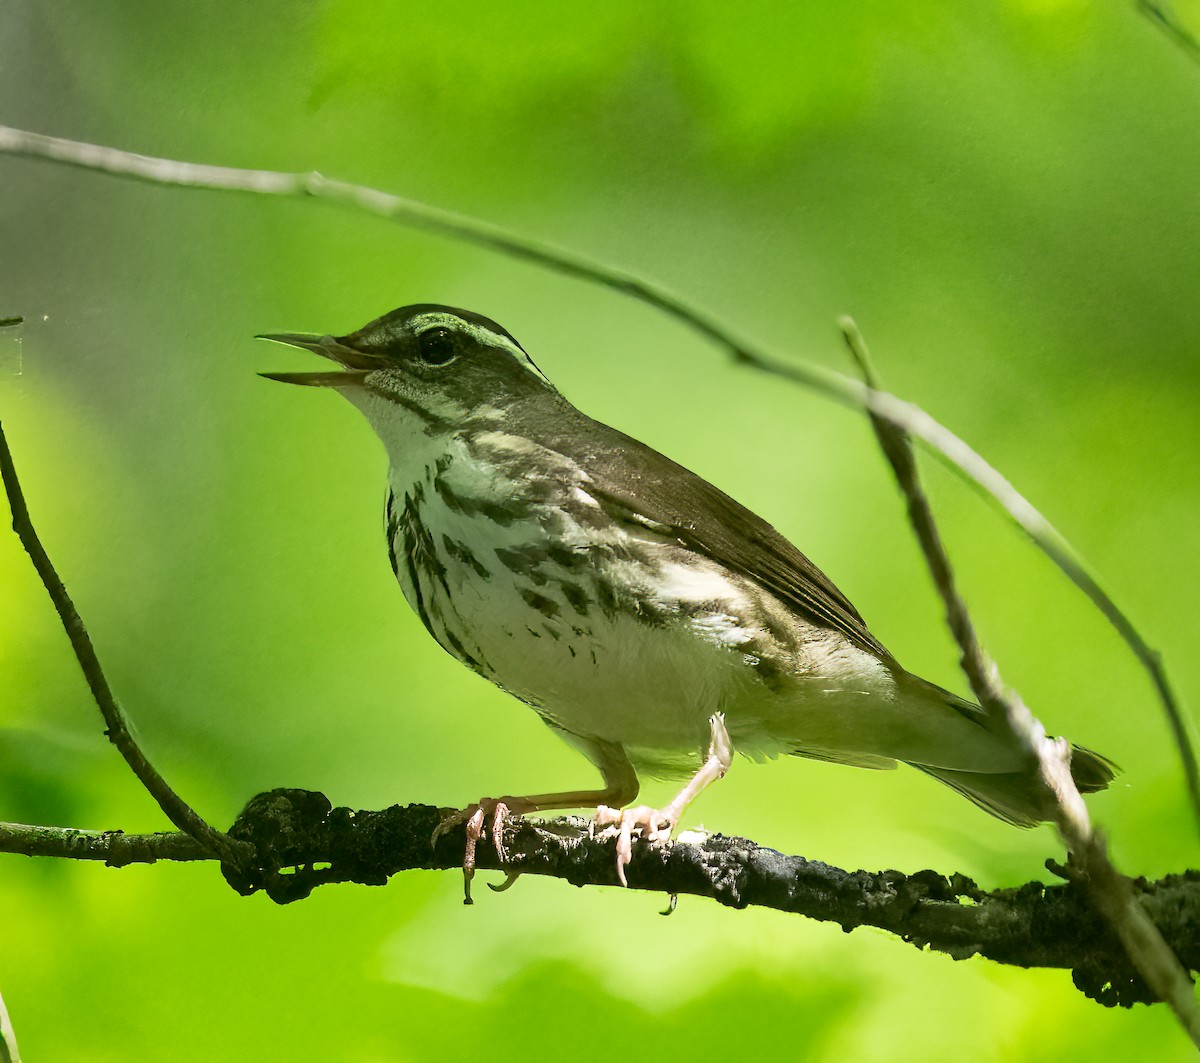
[261,304,1113,888]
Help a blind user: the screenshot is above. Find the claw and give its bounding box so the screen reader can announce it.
[432,797,527,905]
[487,871,523,893]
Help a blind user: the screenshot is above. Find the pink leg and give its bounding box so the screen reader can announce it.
[434,737,639,903]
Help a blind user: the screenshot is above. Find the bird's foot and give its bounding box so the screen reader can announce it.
[592,804,676,887]
[591,713,733,888]
[432,796,534,904]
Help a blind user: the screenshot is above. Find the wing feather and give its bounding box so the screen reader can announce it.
[558,413,895,663]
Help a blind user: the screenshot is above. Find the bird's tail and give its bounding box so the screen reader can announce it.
[912,746,1117,827]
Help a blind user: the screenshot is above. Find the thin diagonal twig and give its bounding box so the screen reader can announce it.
[1140,1,1200,64]
[0,422,251,867]
[840,317,1200,1046]
[0,985,18,1063]
[0,123,1193,839]
[839,321,1061,764]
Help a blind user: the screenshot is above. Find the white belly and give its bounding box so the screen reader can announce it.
[392,481,895,776]
[416,507,733,761]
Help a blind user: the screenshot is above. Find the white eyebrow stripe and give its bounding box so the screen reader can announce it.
[410,312,549,382]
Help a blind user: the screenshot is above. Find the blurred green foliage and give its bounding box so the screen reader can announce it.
[2,0,1200,1058]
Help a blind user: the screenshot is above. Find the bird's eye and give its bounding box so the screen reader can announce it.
[417,328,458,366]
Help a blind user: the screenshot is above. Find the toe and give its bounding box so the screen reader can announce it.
[591,804,679,887]
[490,801,510,863]
[616,812,635,887]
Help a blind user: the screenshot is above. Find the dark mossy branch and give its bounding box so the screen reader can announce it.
[1,788,1196,1011]
[219,791,1199,1014]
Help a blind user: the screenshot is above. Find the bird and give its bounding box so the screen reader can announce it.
[259,303,1115,892]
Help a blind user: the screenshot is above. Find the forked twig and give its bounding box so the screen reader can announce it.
[839,317,1200,1046]
[0,123,1191,836]
[0,422,250,867]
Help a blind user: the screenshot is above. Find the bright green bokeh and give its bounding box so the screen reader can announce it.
[2,1,1199,1059]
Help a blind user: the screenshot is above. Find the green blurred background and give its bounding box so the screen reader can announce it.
[2,1,1199,1058]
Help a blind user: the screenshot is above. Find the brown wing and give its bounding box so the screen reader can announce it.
[565,414,895,663]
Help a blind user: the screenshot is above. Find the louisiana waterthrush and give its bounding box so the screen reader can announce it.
[261,304,1114,888]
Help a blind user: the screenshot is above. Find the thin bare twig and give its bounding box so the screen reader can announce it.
[0,821,209,864]
[0,422,251,867]
[1,123,1191,836]
[1140,1,1200,64]
[839,318,1200,1045]
[0,985,19,1063]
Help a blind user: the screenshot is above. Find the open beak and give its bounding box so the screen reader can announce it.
[256,332,377,388]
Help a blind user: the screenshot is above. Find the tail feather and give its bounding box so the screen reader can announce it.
[897,674,1118,825]
[1070,746,1119,794]
[914,746,1119,827]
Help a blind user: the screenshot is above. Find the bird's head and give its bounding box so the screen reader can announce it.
[259,304,559,448]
